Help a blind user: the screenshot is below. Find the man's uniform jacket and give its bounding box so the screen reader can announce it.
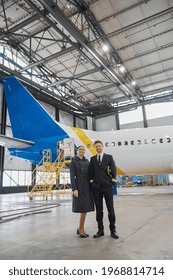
[89,153,117,190]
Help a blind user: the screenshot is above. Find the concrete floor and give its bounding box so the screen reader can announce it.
[0,186,173,260]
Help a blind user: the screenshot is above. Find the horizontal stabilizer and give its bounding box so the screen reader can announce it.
[0,134,35,148]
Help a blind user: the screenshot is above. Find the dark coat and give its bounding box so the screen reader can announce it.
[89,153,116,190]
[70,156,94,213]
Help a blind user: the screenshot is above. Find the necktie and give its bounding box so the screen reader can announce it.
[98,155,101,163]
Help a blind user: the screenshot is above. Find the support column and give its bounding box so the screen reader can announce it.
[115,112,120,130]
[142,105,148,128]
[73,115,76,127]
[55,107,59,122]
[0,89,7,193]
[92,117,96,131]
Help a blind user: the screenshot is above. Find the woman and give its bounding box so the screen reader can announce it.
[70,145,94,238]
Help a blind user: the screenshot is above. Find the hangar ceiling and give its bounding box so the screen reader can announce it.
[0,0,173,117]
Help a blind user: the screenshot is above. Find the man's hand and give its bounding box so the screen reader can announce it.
[111,178,117,182]
[73,190,79,197]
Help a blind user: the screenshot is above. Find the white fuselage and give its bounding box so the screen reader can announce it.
[60,124,173,175]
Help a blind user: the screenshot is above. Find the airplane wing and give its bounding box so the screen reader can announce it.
[0,135,35,148]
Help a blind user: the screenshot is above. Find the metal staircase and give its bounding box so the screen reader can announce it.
[27,139,74,200]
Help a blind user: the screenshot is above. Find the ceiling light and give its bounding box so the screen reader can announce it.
[132,80,136,86]
[73,110,83,114]
[66,1,73,9]
[119,65,125,73]
[67,3,72,8]
[102,44,109,52]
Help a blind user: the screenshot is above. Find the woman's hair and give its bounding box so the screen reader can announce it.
[77,145,85,151]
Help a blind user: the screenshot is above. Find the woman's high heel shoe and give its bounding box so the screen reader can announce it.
[79,234,88,238]
[77,229,89,237]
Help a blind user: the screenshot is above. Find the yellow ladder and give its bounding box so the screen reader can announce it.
[27,148,72,200]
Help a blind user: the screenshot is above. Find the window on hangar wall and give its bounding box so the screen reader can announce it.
[145,103,173,119]
[119,107,143,125]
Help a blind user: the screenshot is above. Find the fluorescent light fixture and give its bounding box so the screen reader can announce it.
[73,110,83,114]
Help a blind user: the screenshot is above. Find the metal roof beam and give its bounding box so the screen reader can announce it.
[50,67,99,87]
[0,63,87,113]
[19,46,75,72]
[124,42,173,62]
[142,85,173,97]
[106,7,173,38]
[0,13,42,40]
[23,0,138,102]
[36,0,140,103]
[99,0,152,23]
[71,84,117,99]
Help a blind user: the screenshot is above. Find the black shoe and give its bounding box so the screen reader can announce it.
[79,234,88,238]
[77,229,89,237]
[93,231,104,238]
[110,232,119,239]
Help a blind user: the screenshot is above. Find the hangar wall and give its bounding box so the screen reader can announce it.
[95,115,117,131]
[120,115,173,130]
[95,103,173,131]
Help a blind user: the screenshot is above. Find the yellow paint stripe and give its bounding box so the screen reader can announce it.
[70,126,125,175]
[71,126,96,155]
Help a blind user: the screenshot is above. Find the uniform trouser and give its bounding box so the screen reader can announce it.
[92,185,116,232]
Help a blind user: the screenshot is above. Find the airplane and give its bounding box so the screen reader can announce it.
[1,76,173,176]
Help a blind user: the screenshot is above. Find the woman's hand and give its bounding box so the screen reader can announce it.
[73,190,78,198]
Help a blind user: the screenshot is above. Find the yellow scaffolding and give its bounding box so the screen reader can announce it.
[27,141,74,200]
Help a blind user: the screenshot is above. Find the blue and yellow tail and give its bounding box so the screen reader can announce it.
[2,76,66,141]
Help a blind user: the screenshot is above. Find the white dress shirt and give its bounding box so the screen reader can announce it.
[97,153,104,162]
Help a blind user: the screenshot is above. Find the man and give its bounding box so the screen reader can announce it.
[89,140,119,239]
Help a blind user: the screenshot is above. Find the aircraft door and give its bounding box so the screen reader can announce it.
[63,138,74,160]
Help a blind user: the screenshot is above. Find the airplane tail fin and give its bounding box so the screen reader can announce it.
[2,76,66,141]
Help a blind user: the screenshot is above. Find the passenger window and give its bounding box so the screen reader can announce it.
[152,139,156,144]
[118,141,121,146]
[144,139,148,144]
[137,140,141,145]
[130,140,134,145]
[124,141,128,145]
[111,142,115,146]
[105,142,109,147]
[159,138,163,143]
[167,138,171,143]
